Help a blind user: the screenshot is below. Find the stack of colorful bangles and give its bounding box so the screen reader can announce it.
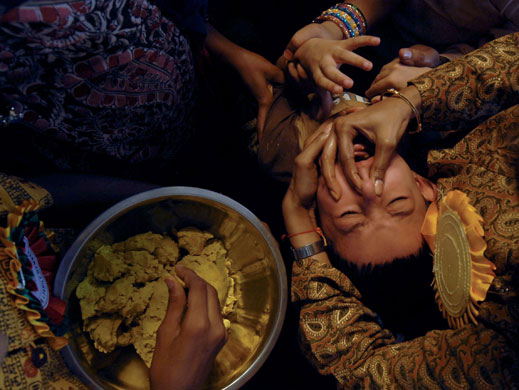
[313,3,367,39]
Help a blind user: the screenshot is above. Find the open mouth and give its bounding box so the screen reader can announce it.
[353,133,375,162]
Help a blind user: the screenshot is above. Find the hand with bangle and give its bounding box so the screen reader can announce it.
[284,2,370,61]
[365,44,442,99]
[282,121,336,264]
[319,85,423,199]
[286,36,380,95]
[282,2,380,96]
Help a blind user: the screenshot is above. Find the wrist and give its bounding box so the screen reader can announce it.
[399,85,422,115]
[318,21,346,40]
[382,85,423,134]
[282,192,313,227]
[282,192,316,235]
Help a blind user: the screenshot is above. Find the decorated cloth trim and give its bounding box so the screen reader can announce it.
[0,200,68,350]
[421,190,496,329]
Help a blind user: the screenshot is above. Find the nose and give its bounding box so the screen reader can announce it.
[356,159,377,200]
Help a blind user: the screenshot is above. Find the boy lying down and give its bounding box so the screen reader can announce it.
[266,33,519,388]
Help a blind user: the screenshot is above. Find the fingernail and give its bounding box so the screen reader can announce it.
[330,190,339,201]
[363,61,372,70]
[401,49,411,60]
[374,179,384,196]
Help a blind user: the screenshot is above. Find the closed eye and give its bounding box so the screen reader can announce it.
[389,196,407,205]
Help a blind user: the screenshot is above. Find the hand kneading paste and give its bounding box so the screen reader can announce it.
[76,228,236,367]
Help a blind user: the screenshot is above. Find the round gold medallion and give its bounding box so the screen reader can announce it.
[433,209,472,318]
[422,190,496,329]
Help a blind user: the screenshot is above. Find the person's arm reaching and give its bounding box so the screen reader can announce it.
[282,121,335,266]
[321,33,519,197]
[411,33,519,132]
[204,24,284,139]
[150,266,228,390]
[289,36,380,95]
[281,1,398,96]
[284,0,399,60]
[366,44,441,99]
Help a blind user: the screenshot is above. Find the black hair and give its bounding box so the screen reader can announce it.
[329,241,448,340]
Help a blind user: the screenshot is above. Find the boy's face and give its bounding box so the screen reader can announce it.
[316,153,436,266]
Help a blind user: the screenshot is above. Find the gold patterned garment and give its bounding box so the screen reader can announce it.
[0,173,53,220]
[292,33,519,389]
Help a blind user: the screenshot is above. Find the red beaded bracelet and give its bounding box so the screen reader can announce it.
[282,227,328,246]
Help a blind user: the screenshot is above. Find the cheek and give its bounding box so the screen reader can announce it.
[383,156,415,188]
[328,232,365,263]
[316,188,336,239]
[317,179,334,212]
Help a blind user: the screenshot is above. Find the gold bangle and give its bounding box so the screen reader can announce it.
[382,88,422,134]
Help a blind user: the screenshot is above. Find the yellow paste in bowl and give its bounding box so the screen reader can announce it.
[76,228,236,367]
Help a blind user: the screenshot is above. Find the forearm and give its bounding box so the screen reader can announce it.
[282,191,330,265]
[411,33,519,132]
[204,24,247,68]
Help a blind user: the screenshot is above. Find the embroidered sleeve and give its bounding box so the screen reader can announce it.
[411,33,519,132]
[292,258,517,388]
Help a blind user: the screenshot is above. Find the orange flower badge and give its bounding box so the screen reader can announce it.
[421,190,496,329]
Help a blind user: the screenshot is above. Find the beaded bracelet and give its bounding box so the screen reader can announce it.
[335,3,367,35]
[329,9,360,37]
[340,3,367,34]
[313,3,367,40]
[382,88,423,134]
[282,227,328,246]
[314,13,352,39]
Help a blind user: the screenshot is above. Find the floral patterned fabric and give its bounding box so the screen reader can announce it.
[292,33,519,389]
[0,0,196,172]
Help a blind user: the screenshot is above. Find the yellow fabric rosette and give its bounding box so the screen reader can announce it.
[421,190,496,329]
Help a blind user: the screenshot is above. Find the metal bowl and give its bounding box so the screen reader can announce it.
[54,187,287,390]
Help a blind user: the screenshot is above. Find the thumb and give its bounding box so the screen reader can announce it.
[156,277,186,343]
[370,144,395,196]
[399,45,440,68]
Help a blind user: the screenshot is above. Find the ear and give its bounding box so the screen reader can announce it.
[413,173,437,202]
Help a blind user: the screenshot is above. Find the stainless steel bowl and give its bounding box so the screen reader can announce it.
[54,187,287,390]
